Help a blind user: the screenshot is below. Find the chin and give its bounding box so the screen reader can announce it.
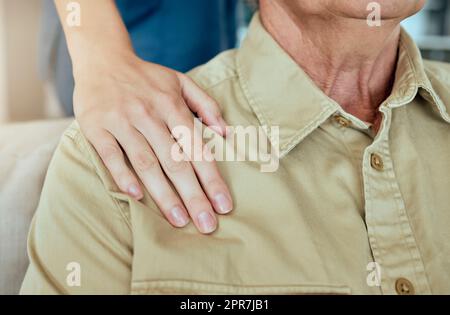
[329,0,426,21]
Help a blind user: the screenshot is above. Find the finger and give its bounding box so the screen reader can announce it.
[178,73,228,137]
[85,128,144,200]
[132,115,218,234]
[167,106,233,215]
[111,126,190,228]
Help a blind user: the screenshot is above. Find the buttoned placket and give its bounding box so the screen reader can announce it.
[361,103,432,295]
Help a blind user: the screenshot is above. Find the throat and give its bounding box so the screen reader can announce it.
[324,60,397,133]
[260,0,401,131]
[326,72,395,126]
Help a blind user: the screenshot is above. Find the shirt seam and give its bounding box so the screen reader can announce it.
[383,139,427,291]
[70,129,133,231]
[398,106,434,292]
[203,75,238,93]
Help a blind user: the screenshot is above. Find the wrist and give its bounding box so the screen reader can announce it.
[67,28,134,73]
[71,43,137,80]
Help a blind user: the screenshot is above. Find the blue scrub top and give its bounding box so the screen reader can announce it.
[116,0,237,72]
[40,0,238,114]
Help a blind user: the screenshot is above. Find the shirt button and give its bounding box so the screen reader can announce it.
[395,278,415,295]
[333,115,352,128]
[370,153,384,171]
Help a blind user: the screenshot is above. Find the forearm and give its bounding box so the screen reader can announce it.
[53,0,134,75]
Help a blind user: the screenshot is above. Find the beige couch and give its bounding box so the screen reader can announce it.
[0,119,72,295]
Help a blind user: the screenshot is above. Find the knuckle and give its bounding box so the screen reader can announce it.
[133,151,158,173]
[186,195,210,210]
[167,108,189,126]
[99,144,122,163]
[127,102,159,124]
[205,178,224,190]
[117,170,134,183]
[164,157,189,174]
[127,101,148,117]
[208,104,221,116]
[105,108,127,125]
[158,92,180,107]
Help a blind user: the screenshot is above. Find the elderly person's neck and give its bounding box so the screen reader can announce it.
[260,1,402,127]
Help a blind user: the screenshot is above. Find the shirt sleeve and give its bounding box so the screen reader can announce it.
[20,126,133,295]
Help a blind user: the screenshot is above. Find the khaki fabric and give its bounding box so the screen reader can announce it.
[21,15,450,295]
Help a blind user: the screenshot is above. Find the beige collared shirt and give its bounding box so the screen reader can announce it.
[21,15,450,295]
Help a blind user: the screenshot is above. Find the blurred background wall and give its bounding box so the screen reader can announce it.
[0,0,45,123]
[0,1,7,123]
[0,0,449,124]
[402,0,450,61]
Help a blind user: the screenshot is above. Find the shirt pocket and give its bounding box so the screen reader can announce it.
[130,280,351,295]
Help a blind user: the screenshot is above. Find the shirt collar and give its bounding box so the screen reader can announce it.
[236,14,449,158]
[394,28,450,123]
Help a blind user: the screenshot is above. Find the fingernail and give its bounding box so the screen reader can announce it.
[198,211,217,234]
[128,184,143,199]
[218,117,229,137]
[170,207,189,227]
[210,125,225,137]
[214,193,233,214]
[209,116,228,137]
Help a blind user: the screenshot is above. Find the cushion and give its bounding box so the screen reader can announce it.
[0,119,72,294]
